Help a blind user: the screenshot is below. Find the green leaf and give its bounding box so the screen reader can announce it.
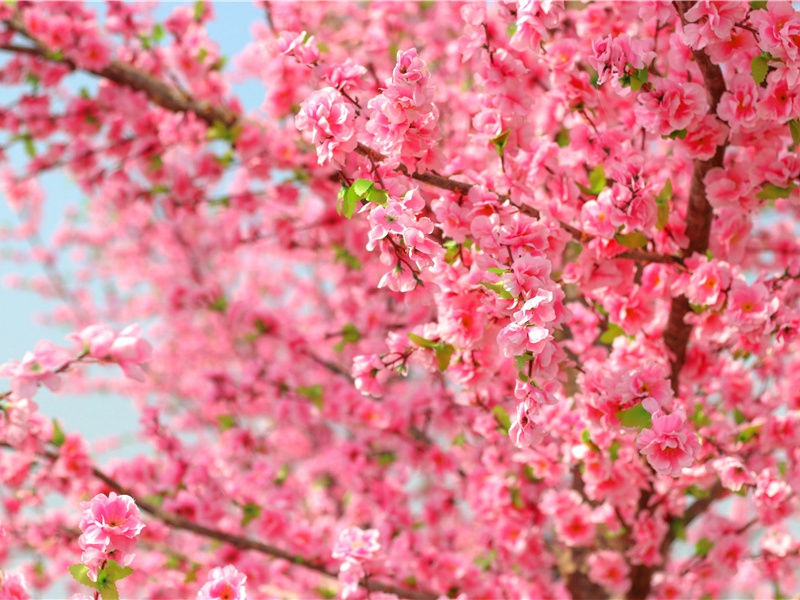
[492,405,511,433]
[508,22,518,37]
[757,183,795,200]
[689,404,711,428]
[274,463,289,485]
[695,537,714,558]
[685,484,711,499]
[165,554,181,569]
[479,281,514,299]
[588,165,606,194]
[689,303,707,315]
[749,0,767,8]
[666,129,688,140]
[209,295,228,312]
[733,408,747,425]
[474,548,497,571]
[375,450,396,466]
[514,352,533,382]
[366,187,388,206]
[337,185,358,219]
[581,429,600,453]
[789,120,800,146]
[317,587,338,599]
[103,561,133,583]
[522,464,542,482]
[51,418,66,447]
[599,322,625,345]
[616,403,652,430]
[217,414,235,431]
[98,582,120,600]
[556,128,570,147]
[434,343,455,371]
[184,562,201,584]
[752,54,769,85]
[334,324,361,352]
[655,178,672,230]
[407,333,437,349]
[490,129,510,157]
[670,518,687,541]
[332,244,362,270]
[351,178,374,197]
[609,439,620,462]
[615,231,649,249]
[296,385,324,410]
[509,486,524,509]
[487,267,509,275]
[142,493,165,507]
[738,424,762,442]
[206,120,230,141]
[629,67,648,91]
[452,432,466,447]
[69,564,94,587]
[23,135,35,158]
[241,502,262,526]
[193,0,206,20]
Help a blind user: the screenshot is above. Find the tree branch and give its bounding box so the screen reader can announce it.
[2,442,439,600]
[664,1,728,393]
[2,17,238,127]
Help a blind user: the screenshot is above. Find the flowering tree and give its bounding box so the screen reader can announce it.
[1,1,800,598]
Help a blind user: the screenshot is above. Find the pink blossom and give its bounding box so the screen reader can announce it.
[277,31,319,65]
[109,324,152,381]
[682,1,747,49]
[0,571,29,600]
[727,279,777,332]
[70,324,116,358]
[197,565,247,600]
[332,527,381,562]
[683,256,732,309]
[587,550,630,595]
[717,75,760,131]
[754,470,793,525]
[635,80,708,136]
[636,409,700,476]
[713,457,755,492]
[337,559,364,600]
[508,401,543,448]
[73,35,112,71]
[78,492,144,574]
[0,340,71,399]
[295,87,358,165]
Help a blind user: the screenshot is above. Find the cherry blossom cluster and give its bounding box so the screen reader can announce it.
[76,492,144,580]
[0,1,799,599]
[332,527,381,599]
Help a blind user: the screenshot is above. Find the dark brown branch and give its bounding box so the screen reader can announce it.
[664,1,728,394]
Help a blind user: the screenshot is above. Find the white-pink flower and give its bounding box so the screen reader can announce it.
[295,87,358,165]
[197,565,247,600]
[332,527,381,562]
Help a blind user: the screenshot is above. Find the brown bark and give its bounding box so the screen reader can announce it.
[664,2,728,393]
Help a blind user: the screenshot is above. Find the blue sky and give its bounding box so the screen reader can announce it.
[0,2,265,453]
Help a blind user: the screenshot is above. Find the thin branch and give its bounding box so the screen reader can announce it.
[2,18,238,127]
[0,442,439,600]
